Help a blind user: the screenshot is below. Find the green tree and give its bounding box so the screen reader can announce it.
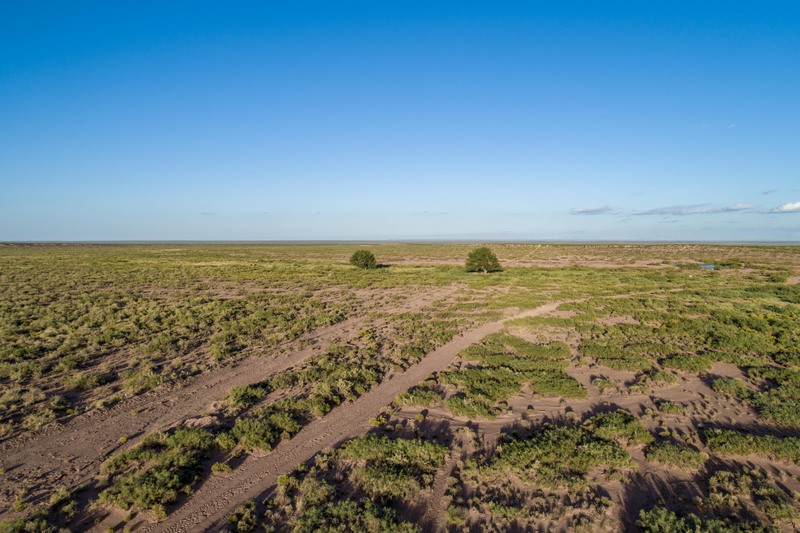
[465,247,502,273]
[350,250,378,270]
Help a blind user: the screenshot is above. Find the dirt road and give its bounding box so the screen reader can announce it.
[140,301,564,533]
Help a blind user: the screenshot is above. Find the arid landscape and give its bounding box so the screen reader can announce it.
[1,243,799,532]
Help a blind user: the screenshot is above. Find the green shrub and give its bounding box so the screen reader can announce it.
[583,410,654,446]
[655,401,685,415]
[226,384,269,412]
[339,434,447,500]
[661,354,712,373]
[711,377,750,399]
[350,250,377,270]
[394,387,443,407]
[645,442,707,470]
[637,506,769,532]
[491,424,634,490]
[99,427,215,515]
[705,428,800,464]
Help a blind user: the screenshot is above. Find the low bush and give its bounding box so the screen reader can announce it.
[645,442,707,470]
[99,427,215,516]
[583,410,654,446]
[491,424,634,490]
[705,428,800,464]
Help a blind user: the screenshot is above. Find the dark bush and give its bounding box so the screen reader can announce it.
[350,250,377,270]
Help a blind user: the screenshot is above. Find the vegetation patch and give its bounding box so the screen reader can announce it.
[99,427,216,517]
[263,434,444,531]
[489,424,634,490]
[583,410,654,446]
[645,442,708,470]
[705,429,800,464]
[440,333,585,418]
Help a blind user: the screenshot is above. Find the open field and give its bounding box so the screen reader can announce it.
[1,243,799,532]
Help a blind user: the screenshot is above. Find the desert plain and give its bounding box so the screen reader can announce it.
[1,242,800,532]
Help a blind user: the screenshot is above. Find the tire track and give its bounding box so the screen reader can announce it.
[142,301,564,533]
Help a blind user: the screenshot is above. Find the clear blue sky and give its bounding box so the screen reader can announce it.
[2,1,799,241]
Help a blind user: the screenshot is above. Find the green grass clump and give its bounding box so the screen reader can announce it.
[661,354,713,373]
[645,442,707,470]
[99,427,216,516]
[711,377,750,399]
[0,508,60,533]
[231,402,302,451]
[655,401,685,415]
[637,506,770,533]
[490,424,634,489]
[591,376,617,392]
[705,429,800,464]
[441,333,585,418]
[583,410,654,446]
[394,387,443,407]
[749,387,800,427]
[339,434,447,500]
[293,496,418,533]
[580,342,651,372]
[226,384,269,412]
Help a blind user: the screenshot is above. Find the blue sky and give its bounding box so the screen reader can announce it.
[2,1,799,241]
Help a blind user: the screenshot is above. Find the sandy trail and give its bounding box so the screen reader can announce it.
[422,436,460,532]
[0,289,454,510]
[134,301,564,533]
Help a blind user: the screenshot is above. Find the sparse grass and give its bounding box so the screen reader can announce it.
[4,243,800,529]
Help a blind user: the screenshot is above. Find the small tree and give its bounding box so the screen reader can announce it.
[350,249,377,270]
[465,247,502,273]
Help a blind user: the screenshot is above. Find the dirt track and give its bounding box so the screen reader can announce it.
[135,301,564,533]
[0,289,455,512]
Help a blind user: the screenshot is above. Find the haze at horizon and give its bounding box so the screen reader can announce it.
[2,1,799,242]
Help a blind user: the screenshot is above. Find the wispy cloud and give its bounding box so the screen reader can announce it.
[632,204,755,216]
[570,205,613,215]
[772,201,800,213]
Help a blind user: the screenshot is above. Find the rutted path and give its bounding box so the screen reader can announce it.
[0,289,455,511]
[141,301,564,533]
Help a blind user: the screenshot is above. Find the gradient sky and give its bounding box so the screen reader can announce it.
[2,1,799,241]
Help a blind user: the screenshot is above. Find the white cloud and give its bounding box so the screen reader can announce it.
[773,201,800,213]
[570,205,612,215]
[632,204,755,216]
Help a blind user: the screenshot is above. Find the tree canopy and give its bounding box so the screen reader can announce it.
[465,247,502,273]
[350,249,378,270]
